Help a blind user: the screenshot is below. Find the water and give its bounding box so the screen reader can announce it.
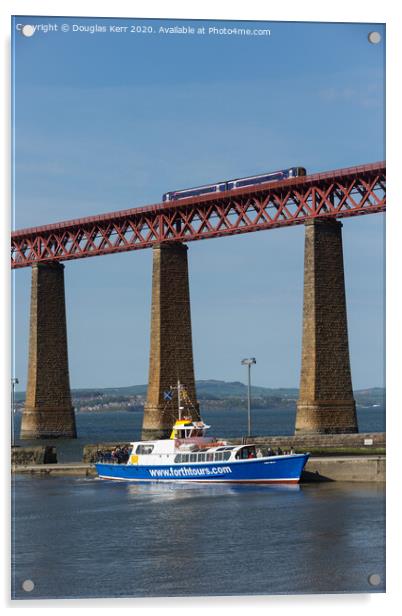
[12,407,386,599]
[11,476,385,599]
[13,405,385,462]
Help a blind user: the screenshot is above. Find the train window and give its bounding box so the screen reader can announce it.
[235,177,260,188]
[177,185,217,199]
[235,173,283,188]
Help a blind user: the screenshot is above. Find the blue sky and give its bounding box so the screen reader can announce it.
[12,16,385,391]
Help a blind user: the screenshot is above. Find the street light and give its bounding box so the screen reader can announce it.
[11,377,19,447]
[241,358,256,438]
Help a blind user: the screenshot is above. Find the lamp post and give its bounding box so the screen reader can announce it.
[241,358,256,437]
[11,377,19,447]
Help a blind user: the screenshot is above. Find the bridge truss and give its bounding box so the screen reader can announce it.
[11,161,385,269]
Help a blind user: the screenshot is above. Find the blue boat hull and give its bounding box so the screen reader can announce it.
[95,454,309,484]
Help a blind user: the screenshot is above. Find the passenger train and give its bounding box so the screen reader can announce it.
[162,167,306,202]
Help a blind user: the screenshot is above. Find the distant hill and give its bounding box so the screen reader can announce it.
[195,380,298,400]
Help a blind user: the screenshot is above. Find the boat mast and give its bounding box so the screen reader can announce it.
[177,379,182,420]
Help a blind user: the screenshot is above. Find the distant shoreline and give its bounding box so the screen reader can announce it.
[13,381,385,414]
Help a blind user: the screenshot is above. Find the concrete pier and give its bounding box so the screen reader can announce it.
[12,462,97,477]
[296,219,358,434]
[142,243,200,440]
[302,456,385,482]
[21,262,76,439]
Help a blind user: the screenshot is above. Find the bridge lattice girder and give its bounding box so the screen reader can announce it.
[11,161,385,269]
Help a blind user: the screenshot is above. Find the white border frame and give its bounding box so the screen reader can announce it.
[2,1,400,613]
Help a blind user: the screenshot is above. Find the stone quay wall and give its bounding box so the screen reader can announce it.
[12,445,57,466]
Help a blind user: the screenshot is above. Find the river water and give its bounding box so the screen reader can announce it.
[12,406,385,599]
[12,477,385,599]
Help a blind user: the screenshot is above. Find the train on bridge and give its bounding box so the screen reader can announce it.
[162,166,307,202]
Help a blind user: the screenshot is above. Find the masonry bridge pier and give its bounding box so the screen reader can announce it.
[11,162,385,440]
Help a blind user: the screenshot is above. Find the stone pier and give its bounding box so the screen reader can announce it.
[142,243,199,440]
[21,262,76,439]
[296,219,358,434]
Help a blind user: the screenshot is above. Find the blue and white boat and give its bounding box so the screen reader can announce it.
[95,382,309,484]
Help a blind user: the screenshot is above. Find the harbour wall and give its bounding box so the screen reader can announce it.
[235,432,385,449]
[303,456,385,482]
[11,445,57,465]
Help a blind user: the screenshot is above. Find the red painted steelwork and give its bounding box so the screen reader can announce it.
[11,162,385,269]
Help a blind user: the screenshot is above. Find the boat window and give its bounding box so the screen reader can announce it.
[136,444,154,455]
[190,454,197,462]
[174,454,182,463]
[223,452,231,461]
[206,453,214,462]
[215,452,224,461]
[198,453,206,462]
[235,447,257,459]
[235,448,248,460]
[182,454,189,463]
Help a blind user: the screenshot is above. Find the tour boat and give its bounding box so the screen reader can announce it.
[95,382,309,484]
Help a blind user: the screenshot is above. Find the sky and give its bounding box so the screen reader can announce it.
[11,16,385,391]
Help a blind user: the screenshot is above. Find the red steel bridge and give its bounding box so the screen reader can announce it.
[11,161,385,269]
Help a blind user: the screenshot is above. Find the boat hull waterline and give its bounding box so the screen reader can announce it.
[95,453,309,484]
